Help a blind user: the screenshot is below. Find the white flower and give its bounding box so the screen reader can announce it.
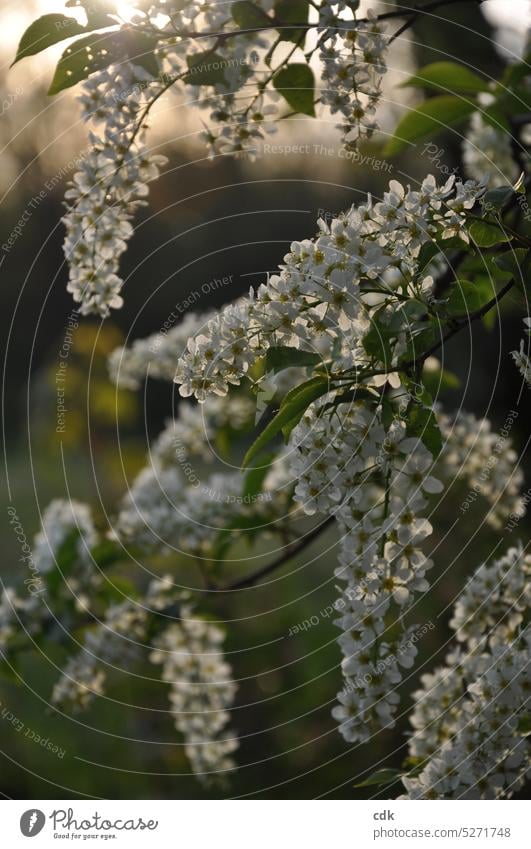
[463,112,521,188]
[63,64,168,316]
[511,338,531,386]
[438,409,525,528]
[401,545,531,800]
[32,499,97,577]
[175,177,486,402]
[151,609,238,785]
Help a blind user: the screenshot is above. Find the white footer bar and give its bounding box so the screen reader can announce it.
[3,800,528,848]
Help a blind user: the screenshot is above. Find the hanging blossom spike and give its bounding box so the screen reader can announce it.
[287,400,442,742]
[463,111,523,188]
[151,607,239,786]
[174,175,486,402]
[63,63,168,317]
[437,408,526,530]
[59,2,396,316]
[400,544,531,800]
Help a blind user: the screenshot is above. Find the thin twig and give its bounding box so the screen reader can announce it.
[404,277,517,367]
[134,0,485,44]
[218,516,336,592]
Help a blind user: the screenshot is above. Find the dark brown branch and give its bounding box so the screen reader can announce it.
[217,516,336,592]
[405,277,517,368]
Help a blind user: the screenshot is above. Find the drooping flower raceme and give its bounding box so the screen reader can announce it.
[32,498,97,577]
[319,7,388,150]
[438,409,525,529]
[401,544,531,800]
[51,575,182,712]
[63,63,168,317]
[175,176,486,402]
[108,311,218,389]
[450,542,531,650]
[59,2,392,317]
[463,112,520,188]
[288,399,442,742]
[114,457,293,560]
[52,575,239,784]
[1,499,99,656]
[151,606,238,784]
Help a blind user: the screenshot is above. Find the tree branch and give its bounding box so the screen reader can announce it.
[217,515,336,593]
[140,0,485,44]
[404,277,517,368]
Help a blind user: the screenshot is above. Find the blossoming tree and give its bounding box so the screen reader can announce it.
[2,0,530,797]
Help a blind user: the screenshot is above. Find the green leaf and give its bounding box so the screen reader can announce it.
[273,63,315,116]
[406,402,442,458]
[121,30,159,78]
[481,102,511,133]
[468,219,511,248]
[447,278,495,316]
[384,95,477,156]
[362,307,394,364]
[517,714,531,737]
[502,53,531,89]
[401,62,490,95]
[265,346,321,373]
[482,185,515,213]
[13,15,87,66]
[97,575,138,603]
[243,452,277,498]
[231,1,271,29]
[48,30,158,95]
[363,303,429,364]
[354,768,404,788]
[320,387,378,413]
[243,376,329,468]
[183,50,228,86]
[274,0,309,44]
[91,539,125,569]
[416,240,442,274]
[494,248,530,283]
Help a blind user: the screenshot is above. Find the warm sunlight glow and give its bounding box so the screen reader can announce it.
[114,1,139,24]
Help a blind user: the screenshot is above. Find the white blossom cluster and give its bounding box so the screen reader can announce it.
[51,575,181,711]
[319,7,388,150]
[151,606,238,784]
[287,400,442,741]
[152,395,255,468]
[147,0,280,159]
[60,3,424,317]
[63,62,168,317]
[0,499,98,658]
[175,176,486,401]
[0,587,25,653]
[113,456,291,560]
[402,544,530,799]
[32,498,97,576]
[450,542,531,650]
[511,317,531,387]
[108,311,218,389]
[463,112,522,188]
[438,410,525,529]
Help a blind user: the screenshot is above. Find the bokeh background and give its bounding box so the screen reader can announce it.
[1,0,530,798]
